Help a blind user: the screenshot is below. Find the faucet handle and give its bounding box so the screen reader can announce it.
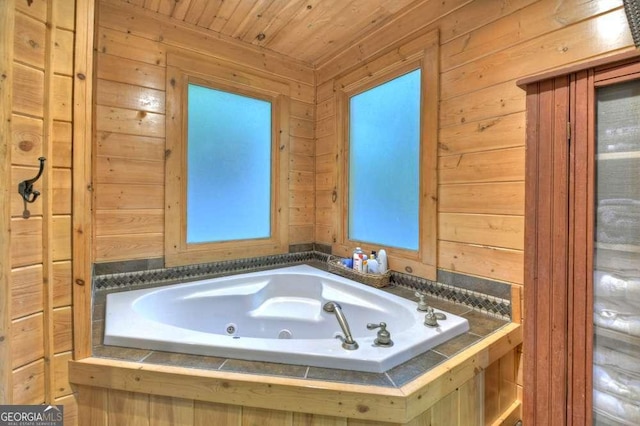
[367,322,386,330]
[367,322,393,346]
[424,307,439,327]
[414,291,429,311]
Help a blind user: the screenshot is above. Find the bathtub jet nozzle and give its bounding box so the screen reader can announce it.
[323,301,359,350]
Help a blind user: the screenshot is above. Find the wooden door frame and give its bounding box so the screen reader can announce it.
[523,75,571,426]
[567,68,593,426]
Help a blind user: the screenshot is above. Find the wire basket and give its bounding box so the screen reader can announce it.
[327,255,390,288]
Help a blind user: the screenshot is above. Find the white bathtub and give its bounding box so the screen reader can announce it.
[104,264,469,373]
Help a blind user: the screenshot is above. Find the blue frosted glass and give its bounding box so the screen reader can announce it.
[187,84,271,243]
[348,69,421,250]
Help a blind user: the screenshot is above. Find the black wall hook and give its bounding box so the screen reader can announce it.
[19,157,46,203]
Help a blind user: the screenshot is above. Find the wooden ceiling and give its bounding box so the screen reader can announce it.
[118,0,423,66]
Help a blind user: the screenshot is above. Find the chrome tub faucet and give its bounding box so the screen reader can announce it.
[323,301,359,350]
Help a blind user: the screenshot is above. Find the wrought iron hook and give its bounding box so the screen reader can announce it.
[18,157,46,203]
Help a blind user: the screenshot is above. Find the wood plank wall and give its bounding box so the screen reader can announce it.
[3,0,78,423]
[93,0,316,262]
[0,0,16,407]
[315,1,632,296]
[313,0,633,413]
[91,0,635,284]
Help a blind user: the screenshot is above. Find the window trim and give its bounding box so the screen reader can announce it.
[333,37,439,279]
[165,50,289,267]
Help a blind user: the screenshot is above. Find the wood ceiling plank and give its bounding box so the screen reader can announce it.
[157,0,175,16]
[240,0,301,45]
[288,0,403,63]
[218,0,258,37]
[183,0,207,25]
[264,0,334,56]
[309,0,417,65]
[208,1,239,32]
[195,0,223,29]
[249,0,310,48]
[171,0,192,20]
[143,0,160,13]
[229,0,276,40]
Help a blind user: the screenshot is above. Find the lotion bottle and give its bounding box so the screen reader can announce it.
[352,247,364,272]
[367,253,379,274]
[377,249,388,273]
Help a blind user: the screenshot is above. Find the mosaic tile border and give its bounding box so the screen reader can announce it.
[391,271,511,319]
[437,269,511,300]
[93,250,511,319]
[93,250,329,289]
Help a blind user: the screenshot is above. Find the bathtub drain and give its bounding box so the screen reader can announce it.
[225,323,237,335]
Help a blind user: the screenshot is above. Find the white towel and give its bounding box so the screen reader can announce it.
[594,300,640,337]
[594,346,640,375]
[594,364,640,402]
[595,296,640,315]
[597,199,640,245]
[594,271,640,300]
[593,389,640,425]
[599,125,640,153]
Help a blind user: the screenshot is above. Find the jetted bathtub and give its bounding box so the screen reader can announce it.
[104,264,470,373]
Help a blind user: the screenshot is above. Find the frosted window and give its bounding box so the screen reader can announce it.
[187,84,271,243]
[348,69,421,250]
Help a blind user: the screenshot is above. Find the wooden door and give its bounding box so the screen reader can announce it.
[524,53,640,426]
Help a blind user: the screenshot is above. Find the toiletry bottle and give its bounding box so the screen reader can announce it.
[362,255,369,273]
[352,247,364,272]
[377,249,388,273]
[367,252,379,274]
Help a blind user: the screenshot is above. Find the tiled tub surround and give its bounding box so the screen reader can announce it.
[91,252,510,388]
